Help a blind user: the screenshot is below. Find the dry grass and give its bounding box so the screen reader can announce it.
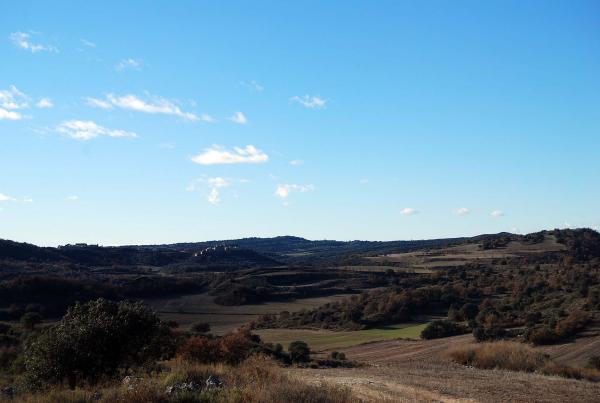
[9,356,354,403]
[446,341,548,372]
[446,341,600,382]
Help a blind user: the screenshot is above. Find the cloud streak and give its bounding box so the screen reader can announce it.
[10,31,58,53]
[275,184,314,199]
[191,145,268,165]
[87,93,199,121]
[291,95,327,109]
[57,120,137,141]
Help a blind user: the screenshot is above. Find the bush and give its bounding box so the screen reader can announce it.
[24,299,174,388]
[190,321,211,334]
[555,310,589,338]
[447,341,548,372]
[527,326,558,345]
[459,303,479,320]
[20,312,42,330]
[588,355,600,370]
[288,341,310,363]
[220,329,255,365]
[421,320,467,339]
[178,335,222,364]
[329,351,346,360]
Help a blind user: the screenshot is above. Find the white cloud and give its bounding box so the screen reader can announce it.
[230,111,248,124]
[10,31,58,53]
[57,120,137,141]
[491,210,504,218]
[85,97,113,109]
[290,95,327,109]
[87,94,198,121]
[191,145,268,165]
[115,58,142,71]
[290,159,304,166]
[81,39,96,48]
[0,86,29,120]
[66,195,79,201]
[200,114,215,123]
[454,207,470,216]
[0,193,16,202]
[0,108,22,120]
[36,98,53,108]
[274,184,314,199]
[23,197,34,203]
[400,207,418,216]
[187,177,231,205]
[242,80,264,92]
[0,86,29,110]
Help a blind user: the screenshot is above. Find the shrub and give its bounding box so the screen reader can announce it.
[190,321,211,334]
[220,329,255,365]
[329,351,346,360]
[447,341,548,372]
[20,312,42,330]
[421,320,466,340]
[587,355,600,370]
[23,299,174,388]
[459,303,479,320]
[288,341,310,363]
[555,310,589,338]
[178,335,222,364]
[527,326,558,345]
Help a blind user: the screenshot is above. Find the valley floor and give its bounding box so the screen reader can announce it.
[292,334,600,402]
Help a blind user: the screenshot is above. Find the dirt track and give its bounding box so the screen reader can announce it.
[293,334,600,402]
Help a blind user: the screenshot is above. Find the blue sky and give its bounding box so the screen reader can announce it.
[1,1,599,246]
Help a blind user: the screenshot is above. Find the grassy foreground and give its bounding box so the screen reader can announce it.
[255,322,428,351]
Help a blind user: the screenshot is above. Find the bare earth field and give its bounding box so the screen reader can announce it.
[292,334,600,402]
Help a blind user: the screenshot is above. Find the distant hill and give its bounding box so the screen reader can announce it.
[162,236,469,264]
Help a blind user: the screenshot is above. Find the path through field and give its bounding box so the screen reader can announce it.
[293,334,600,402]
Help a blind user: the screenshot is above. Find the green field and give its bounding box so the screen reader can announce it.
[255,322,428,352]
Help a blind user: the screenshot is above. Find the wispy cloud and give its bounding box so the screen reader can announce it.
[275,184,314,200]
[87,93,199,121]
[191,145,268,165]
[0,85,29,120]
[66,195,79,201]
[115,58,142,71]
[230,111,248,124]
[400,207,418,216]
[0,108,22,120]
[290,95,327,109]
[85,97,113,109]
[10,31,58,53]
[36,98,53,108]
[454,207,470,216]
[491,210,504,218]
[290,159,304,166]
[57,120,137,141]
[0,193,16,202]
[241,80,264,92]
[81,39,96,48]
[199,114,215,123]
[187,177,232,205]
